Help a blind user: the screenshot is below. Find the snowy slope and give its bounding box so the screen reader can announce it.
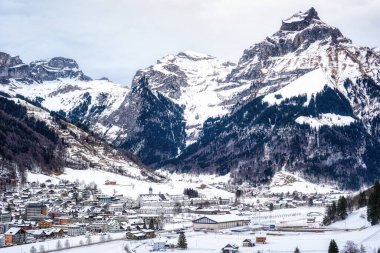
[26,168,234,200]
[1,78,129,142]
[329,207,370,229]
[10,96,161,182]
[263,68,330,106]
[269,170,338,194]
[295,113,356,128]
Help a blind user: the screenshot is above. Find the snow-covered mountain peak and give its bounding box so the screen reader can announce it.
[29,57,91,82]
[31,57,79,70]
[131,51,238,145]
[0,52,91,83]
[280,7,321,31]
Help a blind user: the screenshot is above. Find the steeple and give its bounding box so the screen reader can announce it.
[149,186,153,195]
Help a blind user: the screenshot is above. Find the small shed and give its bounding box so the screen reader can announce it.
[242,239,255,247]
[256,236,267,244]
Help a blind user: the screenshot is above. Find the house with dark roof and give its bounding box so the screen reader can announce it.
[221,244,239,253]
[4,227,26,245]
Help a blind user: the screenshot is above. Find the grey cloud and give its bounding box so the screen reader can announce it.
[0,0,379,85]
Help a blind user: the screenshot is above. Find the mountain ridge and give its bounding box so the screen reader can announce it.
[1,7,380,188]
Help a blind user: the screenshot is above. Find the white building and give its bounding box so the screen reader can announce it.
[67,225,81,236]
[193,215,250,230]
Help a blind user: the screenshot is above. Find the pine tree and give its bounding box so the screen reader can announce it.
[358,192,367,208]
[56,240,62,250]
[328,239,339,253]
[39,245,45,253]
[337,196,348,220]
[149,219,155,230]
[323,201,337,225]
[64,239,70,248]
[367,192,377,225]
[342,241,359,253]
[294,247,300,253]
[29,246,37,253]
[367,181,380,225]
[326,201,337,223]
[86,235,92,245]
[177,232,188,249]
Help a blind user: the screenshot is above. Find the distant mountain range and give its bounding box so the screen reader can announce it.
[1,7,380,189]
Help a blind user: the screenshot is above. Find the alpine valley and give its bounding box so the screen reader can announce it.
[1,7,380,190]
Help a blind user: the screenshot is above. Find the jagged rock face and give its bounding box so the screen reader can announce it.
[112,77,186,165]
[280,7,320,31]
[0,53,91,83]
[29,57,91,82]
[0,52,30,81]
[226,7,374,103]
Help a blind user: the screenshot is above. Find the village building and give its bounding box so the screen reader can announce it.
[26,202,48,221]
[221,244,239,253]
[67,225,81,236]
[0,234,4,247]
[108,203,124,213]
[256,236,267,244]
[192,215,250,230]
[242,239,255,247]
[0,211,12,223]
[4,227,27,245]
[38,219,53,229]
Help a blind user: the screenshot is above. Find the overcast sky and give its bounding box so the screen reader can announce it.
[0,0,379,85]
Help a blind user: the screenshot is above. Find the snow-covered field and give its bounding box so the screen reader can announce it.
[263,68,329,106]
[295,113,356,129]
[27,168,345,200]
[21,223,380,253]
[26,168,234,200]
[0,232,126,253]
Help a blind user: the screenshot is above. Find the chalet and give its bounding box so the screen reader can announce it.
[57,216,69,225]
[221,244,239,253]
[192,215,250,230]
[45,228,64,238]
[4,227,26,245]
[140,229,155,238]
[27,229,47,240]
[38,219,53,228]
[242,239,255,247]
[126,231,146,240]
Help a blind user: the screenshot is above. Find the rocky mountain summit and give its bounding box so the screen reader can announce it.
[0,52,90,83]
